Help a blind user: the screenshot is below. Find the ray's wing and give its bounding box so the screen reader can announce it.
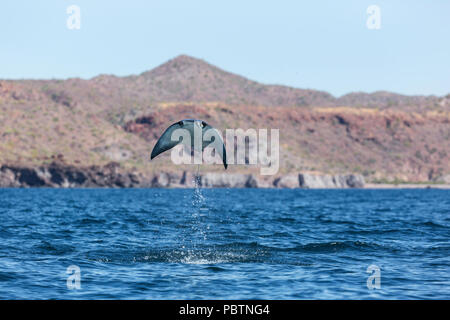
[203,124,228,170]
[150,122,184,160]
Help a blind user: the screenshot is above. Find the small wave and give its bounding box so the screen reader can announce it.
[345,228,414,235]
[292,241,388,253]
[418,221,449,229]
[422,243,450,253]
[0,271,19,281]
[74,217,107,226]
[34,240,74,255]
[89,241,396,264]
[85,242,271,265]
[205,265,227,272]
[87,240,394,265]
[88,240,385,265]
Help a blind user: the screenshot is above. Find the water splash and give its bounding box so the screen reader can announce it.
[190,165,209,242]
[174,165,210,256]
[192,165,205,208]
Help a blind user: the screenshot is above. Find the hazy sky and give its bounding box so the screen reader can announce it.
[1,0,449,96]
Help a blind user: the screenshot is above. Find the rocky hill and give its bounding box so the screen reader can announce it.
[0,55,449,186]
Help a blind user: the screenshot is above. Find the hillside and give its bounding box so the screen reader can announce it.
[0,55,449,184]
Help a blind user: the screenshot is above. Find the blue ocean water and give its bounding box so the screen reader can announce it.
[0,188,449,299]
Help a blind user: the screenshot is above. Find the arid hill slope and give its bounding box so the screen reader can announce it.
[0,55,449,183]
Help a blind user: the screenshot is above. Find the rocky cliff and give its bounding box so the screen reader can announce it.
[0,162,145,188]
[0,162,365,189]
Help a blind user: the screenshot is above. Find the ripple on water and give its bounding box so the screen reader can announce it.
[0,188,449,299]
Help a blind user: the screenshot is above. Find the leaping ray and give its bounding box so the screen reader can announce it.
[150,119,227,169]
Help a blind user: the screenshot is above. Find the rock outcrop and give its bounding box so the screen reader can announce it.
[0,162,147,188]
[272,173,365,189]
[435,174,450,184]
[200,173,258,188]
[151,172,181,188]
[0,167,21,187]
[345,174,366,188]
[298,173,365,188]
[273,175,299,188]
[0,163,365,189]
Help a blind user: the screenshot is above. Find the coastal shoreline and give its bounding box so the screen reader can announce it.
[364,183,450,189]
[1,162,449,189]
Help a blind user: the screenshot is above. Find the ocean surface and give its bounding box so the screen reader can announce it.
[0,188,449,299]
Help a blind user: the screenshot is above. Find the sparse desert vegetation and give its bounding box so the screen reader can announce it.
[0,55,449,183]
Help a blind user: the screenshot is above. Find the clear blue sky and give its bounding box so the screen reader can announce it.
[1,0,449,96]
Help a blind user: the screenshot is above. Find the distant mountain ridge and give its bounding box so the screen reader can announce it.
[3,55,448,119]
[126,54,446,107]
[131,55,446,109]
